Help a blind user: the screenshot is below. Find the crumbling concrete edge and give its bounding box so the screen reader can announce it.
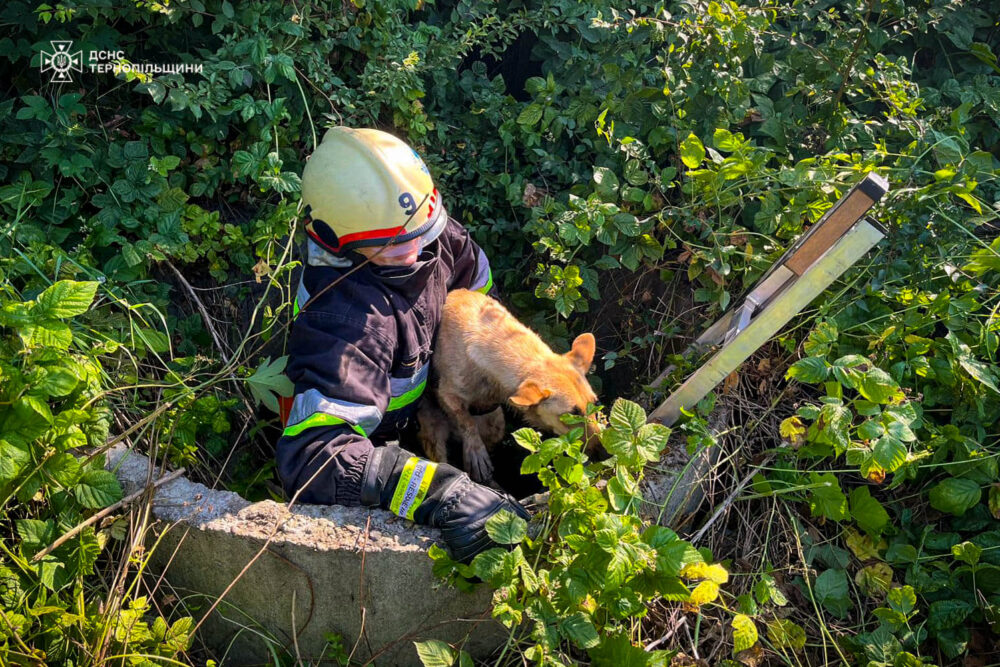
[105,446,504,665]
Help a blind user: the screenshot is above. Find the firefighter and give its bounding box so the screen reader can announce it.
[276,126,528,562]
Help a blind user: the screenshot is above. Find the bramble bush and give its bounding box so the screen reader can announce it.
[1,0,999,663]
[422,400,731,666]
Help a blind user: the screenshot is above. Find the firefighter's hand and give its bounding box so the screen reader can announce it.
[428,475,530,562]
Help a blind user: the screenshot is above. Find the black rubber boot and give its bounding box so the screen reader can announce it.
[360,445,529,562]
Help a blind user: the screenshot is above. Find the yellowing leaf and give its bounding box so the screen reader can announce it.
[680,562,729,584]
[688,580,720,605]
[679,133,706,168]
[779,416,806,447]
[844,527,886,561]
[731,614,758,654]
[855,562,893,597]
[989,484,1000,520]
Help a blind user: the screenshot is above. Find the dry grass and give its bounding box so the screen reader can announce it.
[635,345,870,666]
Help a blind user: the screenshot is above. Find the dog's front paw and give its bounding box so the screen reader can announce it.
[464,444,494,484]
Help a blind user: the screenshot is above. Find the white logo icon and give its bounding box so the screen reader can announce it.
[41,40,83,83]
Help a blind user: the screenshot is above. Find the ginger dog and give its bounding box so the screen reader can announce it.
[418,289,601,483]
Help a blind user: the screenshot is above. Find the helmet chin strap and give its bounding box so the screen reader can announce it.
[373,236,423,262]
[294,192,430,317]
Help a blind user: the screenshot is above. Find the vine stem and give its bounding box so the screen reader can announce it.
[832,0,874,111]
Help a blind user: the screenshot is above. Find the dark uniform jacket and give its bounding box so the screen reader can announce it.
[275,217,495,505]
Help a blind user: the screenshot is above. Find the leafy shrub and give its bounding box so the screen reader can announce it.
[422,400,736,665]
[1,0,999,663]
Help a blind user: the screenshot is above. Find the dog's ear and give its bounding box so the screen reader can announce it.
[509,380,552,407]
[566,333,596,374]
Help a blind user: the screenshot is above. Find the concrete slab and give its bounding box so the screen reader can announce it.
[107,446,504,666]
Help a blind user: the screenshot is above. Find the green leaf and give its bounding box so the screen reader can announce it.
[609,398,645,435]
[484,510,527,545]
[74,469,123,509]
[887,585,916,615]
[858,367,899,404]
[0,440,30,483]
[607,467,640,512]
[164,616,193,652]
[958,354,1000,395]
[470,547,508,585]
[857,419,883,441]
[635,423,670,462]
[947,331,1000,394]
[849,486,889,536]
[517,104,544,126]
[928,478,982,516]
[512,428,542,453]
[20,321,73,350]
[592,167,619,198]
[20,394,53,424]
[622,159,648,187]
[766,619,806,651]
[44,453,82,487]
[873,434,906,473]
[588,633,657,667]
[808,473,848,521]
[893,653,926,667]
[246,356,294,413]
[37,366,78,397]
[413,639,456,667]
[951,540,982,566]
[884,419,916,442]
[818,402,851,453]
[33,281,99,319]
[679,133,705,169]
[17,519,56,553]
[989,484,1000,519]
[786,357,829,384]
[927,599,974,632]
[731,614,758,654]
[713,128,741,152]
[814,568,852,617]
[560,611,599,649]
[231,150,257,177]
[831,354,866,388]
[804,321,838,357]
[754,573,787,606]
[122,140,149,161]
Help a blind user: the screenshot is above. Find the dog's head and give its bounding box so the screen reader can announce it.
[508,333,603,452]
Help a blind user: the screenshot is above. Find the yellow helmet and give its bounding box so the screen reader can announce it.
[300,126,446,254]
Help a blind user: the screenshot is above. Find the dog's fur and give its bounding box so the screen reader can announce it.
[417,289,601,482]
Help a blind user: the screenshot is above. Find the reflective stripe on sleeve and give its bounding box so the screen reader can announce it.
[283,413,366,438]
[387,363,428,411]
[293,279,310,318]
[389,457,438,520]
[283,388,383,438]
[471,246,493,294]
